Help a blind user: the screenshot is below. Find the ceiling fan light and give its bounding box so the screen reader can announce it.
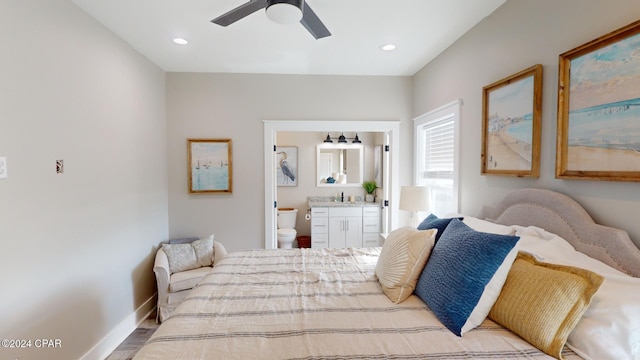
[266,0,303,25]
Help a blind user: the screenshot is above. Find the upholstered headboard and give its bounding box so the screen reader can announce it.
[479,188,640,277]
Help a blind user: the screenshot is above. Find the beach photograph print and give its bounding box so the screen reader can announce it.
[276,146,297,187]
[188,138,232,193]
[557,20,640,181]
[482,64,542,177]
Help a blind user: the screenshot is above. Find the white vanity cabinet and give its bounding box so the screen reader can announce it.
[328,208,362,248]
[310,205,381,248]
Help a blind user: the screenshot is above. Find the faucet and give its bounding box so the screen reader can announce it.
[341,192,344,202]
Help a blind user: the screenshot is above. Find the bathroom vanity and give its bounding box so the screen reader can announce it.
[309,200,381,248]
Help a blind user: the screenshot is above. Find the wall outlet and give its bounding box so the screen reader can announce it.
[0,157,7,179]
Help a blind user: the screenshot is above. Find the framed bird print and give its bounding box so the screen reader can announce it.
[276,146,298,187]
[188,138,232,194]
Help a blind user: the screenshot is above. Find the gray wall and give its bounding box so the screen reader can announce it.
[413,0,640,248]
[0,1,168,359]
[166,73,413,252]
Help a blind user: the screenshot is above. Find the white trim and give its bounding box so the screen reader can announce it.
[79,294,156,360]
[263,120,401,249]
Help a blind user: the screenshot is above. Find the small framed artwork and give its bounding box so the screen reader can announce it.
[188,139,232,193]
[276,146,297,187]
[374,145,383,187]
[481,64,542,177]
[557,20,640,182]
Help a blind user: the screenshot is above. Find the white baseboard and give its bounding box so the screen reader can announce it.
[80,293,157,360]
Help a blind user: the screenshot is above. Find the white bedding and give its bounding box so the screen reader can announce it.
[515,225,640,360]
[135,246,583,360]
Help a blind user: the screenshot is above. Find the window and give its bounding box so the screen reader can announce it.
[414,100,461,216]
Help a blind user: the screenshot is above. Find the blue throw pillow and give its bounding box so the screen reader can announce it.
[417,214,463,242]
[414,219,520,336]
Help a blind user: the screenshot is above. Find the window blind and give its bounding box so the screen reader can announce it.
[422,117,454,181]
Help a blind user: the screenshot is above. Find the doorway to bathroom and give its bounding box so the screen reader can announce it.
[263,120,400,249]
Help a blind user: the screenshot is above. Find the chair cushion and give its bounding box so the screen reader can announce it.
[169,266,213,293]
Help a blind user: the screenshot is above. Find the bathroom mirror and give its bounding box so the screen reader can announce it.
[316,143,363,187]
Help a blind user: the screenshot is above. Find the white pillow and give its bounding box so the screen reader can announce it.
[461,216,515,235]
[162,234,215,273]
[192,235,215,267]
[515,225,640,360]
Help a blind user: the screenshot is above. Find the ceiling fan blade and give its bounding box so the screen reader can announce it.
[212,0,268,27]
[300,2,331,39]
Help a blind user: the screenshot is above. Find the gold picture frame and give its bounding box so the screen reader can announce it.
[187,138,232,193]
[481,64,542,177]
[556,20,640,182]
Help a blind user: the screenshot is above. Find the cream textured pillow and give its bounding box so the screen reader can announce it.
[375,227,437,303]
[163,235,215,273]
[488,252,604,360]
[192,235,215,267]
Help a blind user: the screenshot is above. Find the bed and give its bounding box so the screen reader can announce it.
[135,188,640,360]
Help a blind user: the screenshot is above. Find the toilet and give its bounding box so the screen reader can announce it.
[277,208,298,249]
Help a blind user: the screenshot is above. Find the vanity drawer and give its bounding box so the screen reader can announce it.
[362,207,380,217]
[363,233,381,247]
[363,217,380,233]
[311,217,328,233]
[311,233,328,248]
[311,207,329,217]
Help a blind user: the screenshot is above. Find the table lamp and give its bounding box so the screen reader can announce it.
[399,186,430,227]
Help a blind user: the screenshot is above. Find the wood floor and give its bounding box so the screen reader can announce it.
[105,318,159,360]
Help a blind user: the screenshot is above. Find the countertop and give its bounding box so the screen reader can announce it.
[308,200,381,208]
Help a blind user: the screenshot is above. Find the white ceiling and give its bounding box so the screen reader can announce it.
[71,0,505,76]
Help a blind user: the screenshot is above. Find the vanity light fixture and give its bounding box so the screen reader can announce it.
[323,132,363,144]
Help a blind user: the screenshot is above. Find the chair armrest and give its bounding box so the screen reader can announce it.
[213,240,228,264]
[153,248,171,306]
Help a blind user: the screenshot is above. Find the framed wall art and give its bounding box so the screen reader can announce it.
[557,20,640,182]
[276,146,297,187]
[188,138,232,193]
[481,64,542,177]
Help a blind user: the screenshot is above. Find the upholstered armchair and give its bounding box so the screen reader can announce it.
[154,236,227,322]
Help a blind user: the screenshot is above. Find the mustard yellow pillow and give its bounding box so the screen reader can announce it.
[375,227,437,303]
[489,252,604,359]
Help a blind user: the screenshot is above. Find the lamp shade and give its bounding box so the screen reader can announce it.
[399,186,430,212]
[266,0,303,24]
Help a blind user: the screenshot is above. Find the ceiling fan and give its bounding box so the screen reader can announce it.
[211,0,331,39]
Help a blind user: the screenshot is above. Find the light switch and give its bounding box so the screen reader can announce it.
[0,157,7,179]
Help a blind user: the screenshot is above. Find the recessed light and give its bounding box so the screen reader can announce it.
[173,38,188,45]
[380,44,396,51]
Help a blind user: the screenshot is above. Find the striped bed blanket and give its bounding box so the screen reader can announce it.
[134,247,582,360]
